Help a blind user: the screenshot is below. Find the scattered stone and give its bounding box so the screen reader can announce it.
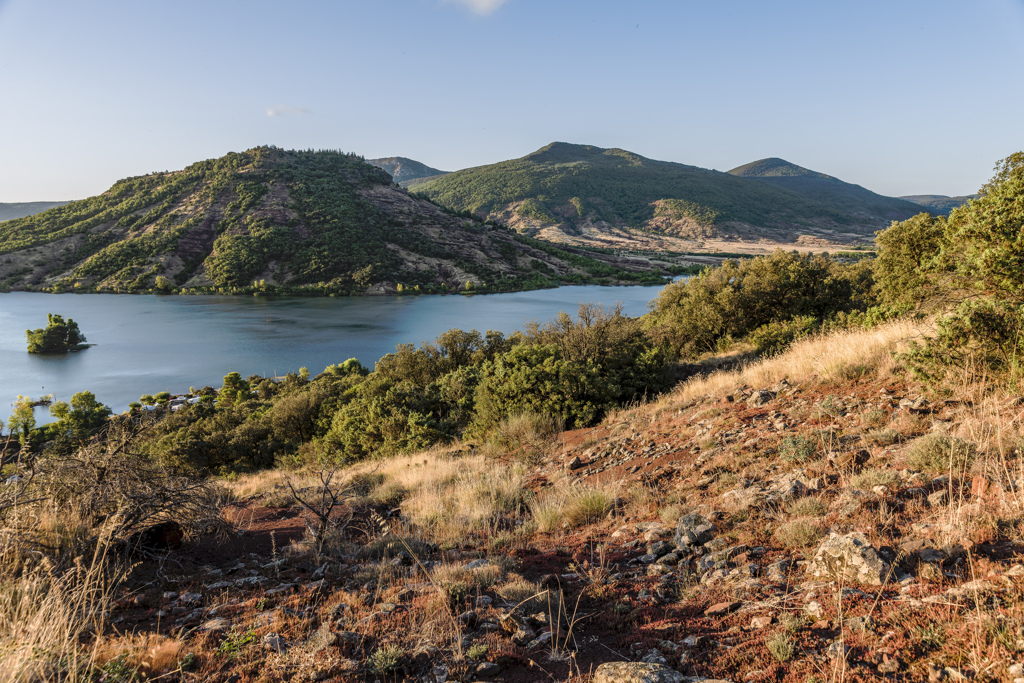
[567,456,583,470]
[673,513,718,547]
[826,641,851,660]
[499,612,536,646]
[844,615,873,633]
[592,662,686,683]
[262,632,287,653]
[305,624,337,653]
[178,592,202,607]
[878,656,902,673]
[704,601,742,617]
[474,661,501,678]
[747,390,775,407]
[750,615,773,629]
[928,490,949,507]
[807,532,891,585]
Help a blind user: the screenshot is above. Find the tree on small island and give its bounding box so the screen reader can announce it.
[25,313,88,354]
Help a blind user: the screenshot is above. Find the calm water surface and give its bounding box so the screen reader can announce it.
[0,285,667,421]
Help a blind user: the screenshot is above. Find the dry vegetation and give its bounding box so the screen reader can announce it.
[6,318,1024,681]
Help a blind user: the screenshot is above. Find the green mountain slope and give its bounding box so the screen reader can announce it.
[899,194,977,214]
[0,201,70,222]
[0,147,670,294]
[728,157,924,223]
[411,143,908,244]
[368,157,449,184]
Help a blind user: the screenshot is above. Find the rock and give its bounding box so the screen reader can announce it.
[305,624,337,653]
[805,601,823,619]
[592,662,686,683]
[499,612,536,645]
[928,489,949,507]
[643,526,673,541]
[844,615,873,632]
[567,456,583,470]
[807,532,891,585]
[766,559,791,582]
[647,540,674,557]
[750,615,773,629]
[647,564,673,577]
[199,617,230,633]
[747,390,776,407]
[178,592,202,607]
[826,641,851,660]
[704,600,742,617]
[474,661,501,678]
[878,656,901,673]
[673,512,718,547]
[129,520,184,551]
[262,632,287,653]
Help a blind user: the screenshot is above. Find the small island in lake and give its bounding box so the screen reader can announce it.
[25,313,89,353]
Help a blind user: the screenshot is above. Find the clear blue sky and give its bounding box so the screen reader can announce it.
[1,0,1022,201]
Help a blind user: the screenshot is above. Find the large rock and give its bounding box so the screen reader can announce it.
[807,532,891,585]
[592,662,685,683]
[673,512,718,547]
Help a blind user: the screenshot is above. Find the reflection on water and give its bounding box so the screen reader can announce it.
[0,285,668,419]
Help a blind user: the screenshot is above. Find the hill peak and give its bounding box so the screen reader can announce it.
[523,142,605,163]
[729,158,831,179]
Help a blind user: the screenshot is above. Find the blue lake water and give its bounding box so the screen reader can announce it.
[0,285,669,422]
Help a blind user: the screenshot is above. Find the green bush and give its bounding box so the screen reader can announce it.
[749,315,818,355]
[645,250,875,358]
[905,433,976,474]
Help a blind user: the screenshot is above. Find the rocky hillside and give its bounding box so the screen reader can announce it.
[367,156,449,185]
[14,319,1024,682]
[0,147,674,294]
[0,201,69,222]
[728,157,925,224]
[411,142,914,249]
[900,194,977,214]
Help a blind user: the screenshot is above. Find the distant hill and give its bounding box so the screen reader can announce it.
[0,201,69,222]
[728,157,925,224]
[899,194,977,214]
[368,157,449,185]
[0,147,670,294]
[412,142,915,246]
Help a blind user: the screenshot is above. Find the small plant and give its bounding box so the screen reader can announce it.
[765,632,794,662]
[861,407,889,428]
[774,519,823,549]
[850,467,900,490]
[466,643,489,659]
[779,434,818,463]
[780,612,806,633]
[906,433,976,473]
[368,644,404,674]
[786,496,826,517]
[217,626,256,659]
[813,395,845,420]
[96,655,139,683]
[864,428,899,446]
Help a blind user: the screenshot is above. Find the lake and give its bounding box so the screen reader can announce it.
[0,285,669,422]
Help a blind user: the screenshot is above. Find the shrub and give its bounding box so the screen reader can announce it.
[749,315,818,355]
[779,435,819,463]
[850,467,900,489]
[786,496,826,517]
[905,433,976,474]
[368,644,404,674]
[765,632,794,663]
[774,520,823,549]
[484,412,562,463]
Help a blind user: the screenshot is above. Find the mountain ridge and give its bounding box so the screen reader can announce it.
[411,142,922,247]
[0,147,673,294]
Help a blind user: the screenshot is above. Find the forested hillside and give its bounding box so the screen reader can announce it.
[899,193,977,214]
[728,157,923,223]
[0,147,674,294]
[411,142,918,245]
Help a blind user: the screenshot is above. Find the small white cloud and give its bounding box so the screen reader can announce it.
[443,0,509,15]
[266,106,311,118]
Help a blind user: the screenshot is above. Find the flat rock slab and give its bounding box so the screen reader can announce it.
[592,662,685,683]
[704,601,742,617]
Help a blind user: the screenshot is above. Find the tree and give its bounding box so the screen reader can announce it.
[8,395,36,448]
[900,151,1024,380]
[25,313,87,353]
[49,391,112,440]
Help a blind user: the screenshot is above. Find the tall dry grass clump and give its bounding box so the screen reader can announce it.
[530,478,621,533]
[0,537,122,683]
[351,449,532,547]
[662,319,928,407]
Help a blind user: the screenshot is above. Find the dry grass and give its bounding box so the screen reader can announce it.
[0,537,122,683]
[348,449,531,548]
[530,478,621,533]
[661,319,927,407]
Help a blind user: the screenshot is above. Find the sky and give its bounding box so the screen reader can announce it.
[1,0,1022,202]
